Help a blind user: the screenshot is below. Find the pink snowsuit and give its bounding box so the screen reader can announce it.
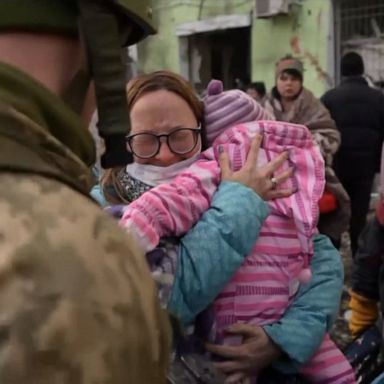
[120,120,355,383]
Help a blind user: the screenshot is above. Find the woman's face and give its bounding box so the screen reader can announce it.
[129,90,201,166]
[276,72,302,100]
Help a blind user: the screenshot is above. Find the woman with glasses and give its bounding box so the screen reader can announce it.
[94,70,287,313]
[126,126,202,163]
[92,71,348,382]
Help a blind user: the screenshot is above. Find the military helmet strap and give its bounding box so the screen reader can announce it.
[78,0,132,169]
[62,68,91,115]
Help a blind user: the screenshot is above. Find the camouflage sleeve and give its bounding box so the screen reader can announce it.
[0,173,171,384]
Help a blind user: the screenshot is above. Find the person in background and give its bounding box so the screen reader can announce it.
[246,81,267,103]
[321,51,384,256]
[348,144,384,338]
[263,54,350,248]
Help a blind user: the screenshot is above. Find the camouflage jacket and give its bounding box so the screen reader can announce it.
[0,63,171,383]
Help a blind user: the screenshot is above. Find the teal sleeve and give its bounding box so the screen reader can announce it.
[263,234,344,372]
[90,184,108,207]
[168,181,269,325]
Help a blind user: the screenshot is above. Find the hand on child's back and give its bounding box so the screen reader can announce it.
[219,134,295,201]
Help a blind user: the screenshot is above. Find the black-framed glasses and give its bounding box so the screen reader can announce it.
[126,125,201,159]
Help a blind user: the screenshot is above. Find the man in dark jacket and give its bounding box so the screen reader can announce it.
[321,52,384,256]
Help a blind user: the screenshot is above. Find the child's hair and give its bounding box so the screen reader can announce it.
[203,79,271,145]
[101,70,207,204]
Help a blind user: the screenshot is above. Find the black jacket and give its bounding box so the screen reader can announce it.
[321,77,384,179]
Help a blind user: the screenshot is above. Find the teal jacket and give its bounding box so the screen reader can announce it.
[93,180,343,371]
[168,181,269,325]
[266,234,344,372]
[168,183,343,371]
[91,181,108,207]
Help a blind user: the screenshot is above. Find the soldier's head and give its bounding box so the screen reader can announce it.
[0,0,156,167]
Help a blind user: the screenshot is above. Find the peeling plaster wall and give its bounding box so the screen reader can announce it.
[137,0,253,74]
[252,0,333,96]
[138,0,333,96]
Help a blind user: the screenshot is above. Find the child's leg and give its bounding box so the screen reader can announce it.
[299,333,356,383]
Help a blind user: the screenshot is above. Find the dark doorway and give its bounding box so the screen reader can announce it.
[188,27,251,93]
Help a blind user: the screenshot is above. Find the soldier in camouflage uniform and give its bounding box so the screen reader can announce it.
[0,1,171,383]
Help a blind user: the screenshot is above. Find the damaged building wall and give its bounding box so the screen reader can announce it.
[251,0,333,97]
[137,0,333,96]
[138,0,253,75]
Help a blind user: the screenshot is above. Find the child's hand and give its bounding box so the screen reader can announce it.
[219,134,295,200]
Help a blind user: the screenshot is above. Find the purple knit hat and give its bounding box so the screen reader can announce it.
[203,79,270,145]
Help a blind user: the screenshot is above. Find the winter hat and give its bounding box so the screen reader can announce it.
[203,79,270,145]
[275,55,304,80]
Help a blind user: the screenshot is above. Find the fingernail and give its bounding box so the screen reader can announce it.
[218,145,224,154]
[285,150,290,157]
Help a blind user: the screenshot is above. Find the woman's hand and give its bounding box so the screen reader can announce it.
[219,134,295,200]
[206,324,282,383]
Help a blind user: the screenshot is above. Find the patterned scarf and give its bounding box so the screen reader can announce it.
[117,167,152,203]
[106,168,180,310]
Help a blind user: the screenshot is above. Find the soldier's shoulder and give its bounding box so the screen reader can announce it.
[0,173,141,254]
[0,171,157,314]
[0,173,172,384]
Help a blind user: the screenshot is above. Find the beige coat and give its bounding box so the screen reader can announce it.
[264,87,351,241]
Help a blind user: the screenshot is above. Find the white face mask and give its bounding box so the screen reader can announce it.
[126,149,201,187]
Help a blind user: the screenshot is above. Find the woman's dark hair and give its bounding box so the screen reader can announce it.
[101,70,207,203]
[280,69,303,81]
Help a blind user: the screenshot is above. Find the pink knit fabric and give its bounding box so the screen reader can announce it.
[120,120,355,383]
[204,79,272,145]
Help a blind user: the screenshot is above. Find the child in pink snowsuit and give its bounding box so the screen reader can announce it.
[120,80,355,383]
